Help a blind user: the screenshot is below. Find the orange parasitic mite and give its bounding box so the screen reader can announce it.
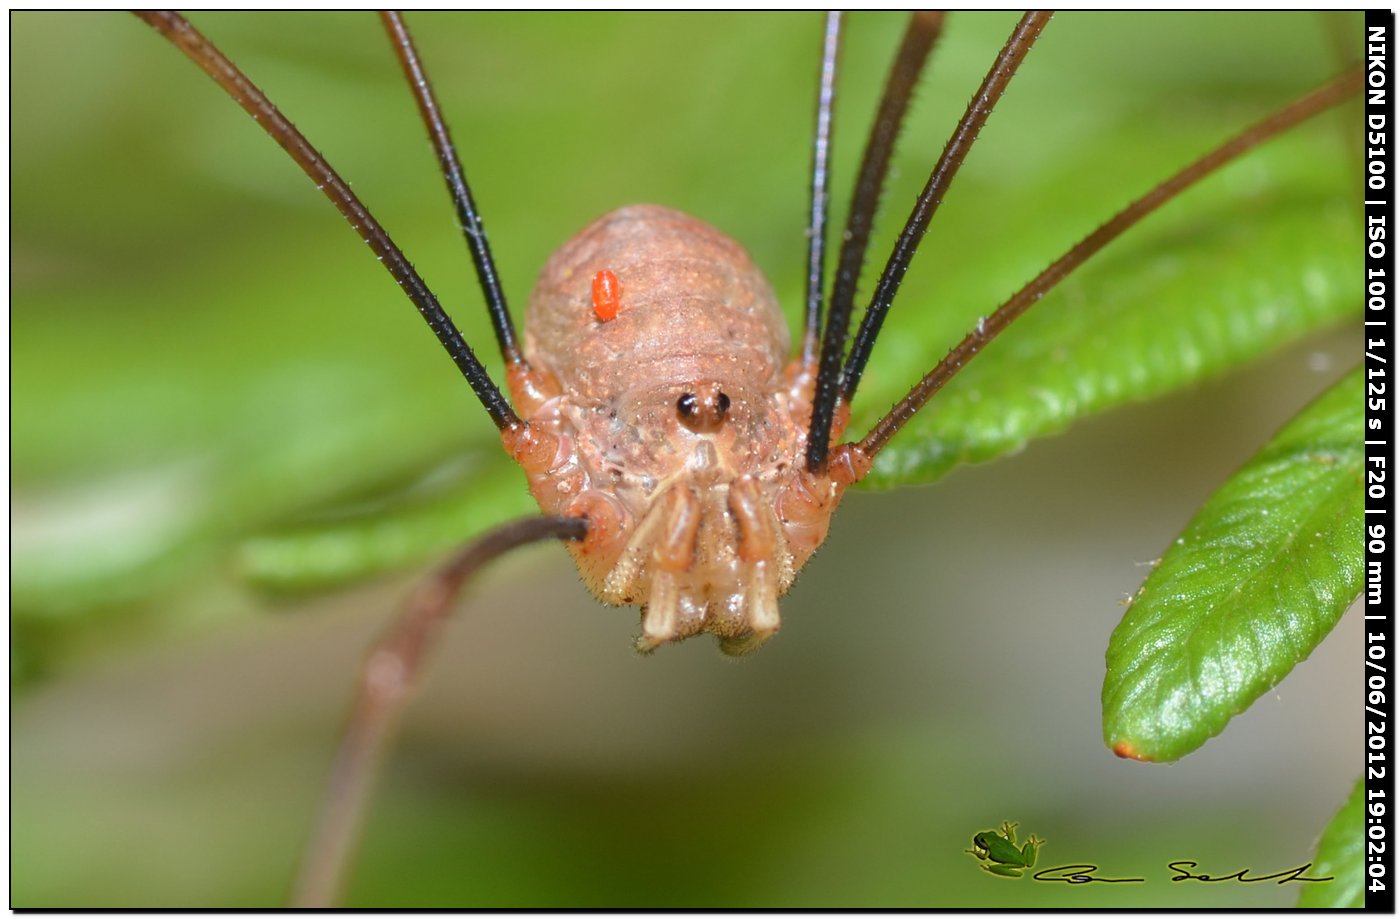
[591,268,622,322]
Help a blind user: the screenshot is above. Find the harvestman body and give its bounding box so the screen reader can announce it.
[135,10,1359,906]
[512,204,850,654]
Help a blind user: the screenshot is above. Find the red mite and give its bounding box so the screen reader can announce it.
[591,268,621,322]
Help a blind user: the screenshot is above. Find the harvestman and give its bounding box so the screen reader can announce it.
[136,10,1360,907]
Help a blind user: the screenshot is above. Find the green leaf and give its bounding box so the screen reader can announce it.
[1102,367,1363,763]
[857,92,1356,489]
[1297,777,1364,908]
[236,455,535,590]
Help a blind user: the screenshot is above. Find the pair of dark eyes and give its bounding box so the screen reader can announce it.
[676,391,730,418]
[677,389,733,414]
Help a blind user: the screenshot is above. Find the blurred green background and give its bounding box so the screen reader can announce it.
[13,11,1360,907]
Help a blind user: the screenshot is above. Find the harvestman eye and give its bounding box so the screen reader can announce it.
[134,8,1362,908]
[676,387,731,433]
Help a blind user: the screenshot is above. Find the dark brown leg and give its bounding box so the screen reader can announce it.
[134,10,519,430]
[799,11,843,367]
[380,11,525,368]
[806,11,1045,473]
[289,515,586,908]
[850,66,1364,465]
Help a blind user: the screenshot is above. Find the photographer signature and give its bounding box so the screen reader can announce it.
[1028,862,1332,885]
[965,823,1331,885]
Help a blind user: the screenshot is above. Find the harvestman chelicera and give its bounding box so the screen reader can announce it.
[135,10,1360,907]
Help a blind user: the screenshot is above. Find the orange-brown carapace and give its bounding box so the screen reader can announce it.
[502,205,855,654]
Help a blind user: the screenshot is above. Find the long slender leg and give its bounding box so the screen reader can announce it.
[134,11,519,431]
[807,11,945,415]
[807,11,1050,473]
[840,11,1049,403]
[289,515,587,909]
[380,11,524,367]
[848,66,1364,466]
[798,11,843,367]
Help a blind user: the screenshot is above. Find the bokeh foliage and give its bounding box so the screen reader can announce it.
[12,11,1361,908]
